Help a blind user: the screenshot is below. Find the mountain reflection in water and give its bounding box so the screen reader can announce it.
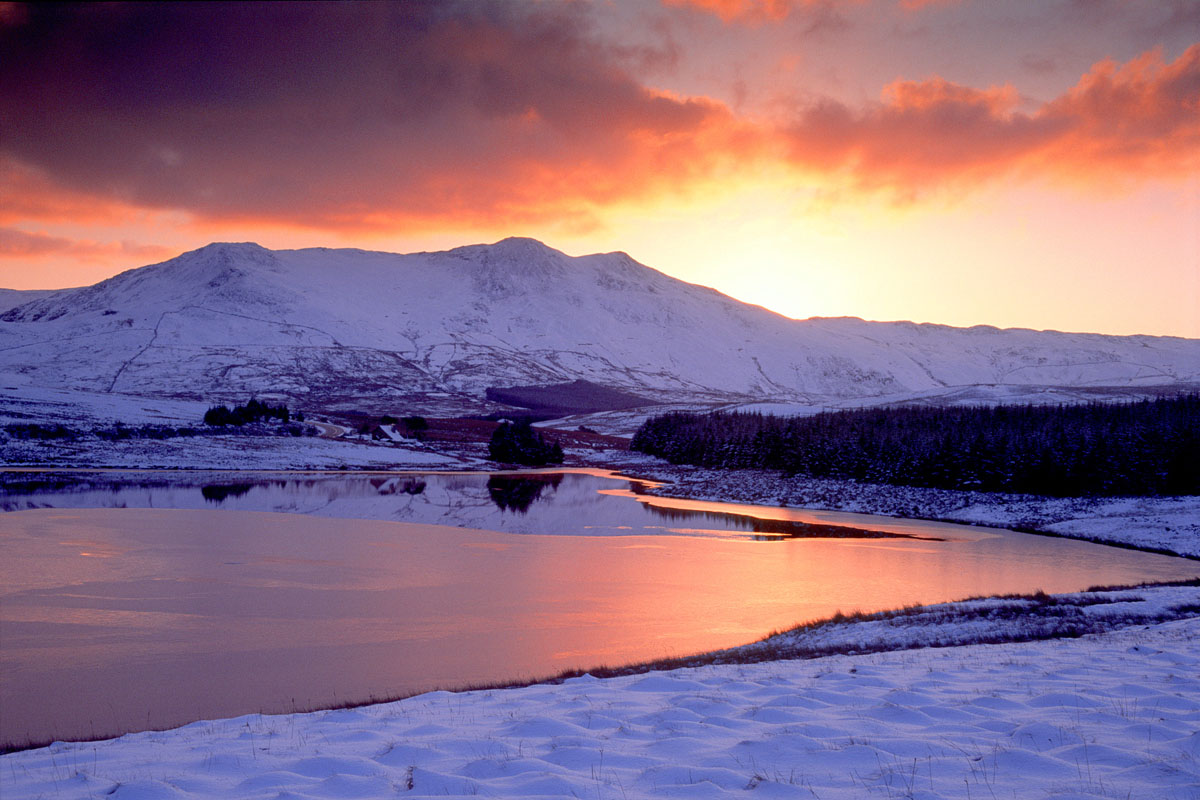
[1,470,936,541]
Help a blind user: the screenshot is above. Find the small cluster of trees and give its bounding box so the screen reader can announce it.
[488,421,564,466]
[204,398,291,426]
[631,395,1200,497]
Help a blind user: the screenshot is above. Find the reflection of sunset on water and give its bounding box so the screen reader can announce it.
[2,473,1195,745]
[1,470,980,542]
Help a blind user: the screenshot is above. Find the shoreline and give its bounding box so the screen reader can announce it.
[4,452,1199,557]
[4,456,1199,739]
[607,459,1200,559]
[5,580,1197,755]
[5,614,1198,798]
[3,455,1198,796]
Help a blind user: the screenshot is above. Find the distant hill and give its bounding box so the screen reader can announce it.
[486,379,656,414]
[0,288,53,314]
[1,238,1197,415]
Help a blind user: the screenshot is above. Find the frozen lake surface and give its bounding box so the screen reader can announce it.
[2,469,1196,746]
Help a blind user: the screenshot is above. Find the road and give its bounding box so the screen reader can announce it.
[307,421,348,439]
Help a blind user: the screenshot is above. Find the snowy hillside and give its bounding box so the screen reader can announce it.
[0,288,52,314]
[1,239,1197,413]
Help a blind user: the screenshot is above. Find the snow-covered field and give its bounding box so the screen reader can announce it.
[0,384,475,470]
[0,430,465,470]
[5,589,1198,799]
[0,384,212,427]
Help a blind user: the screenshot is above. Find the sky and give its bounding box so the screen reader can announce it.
[1,0,1197,337]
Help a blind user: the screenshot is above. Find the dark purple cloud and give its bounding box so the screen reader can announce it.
[0,1,744,229]
[2,2,1193,231]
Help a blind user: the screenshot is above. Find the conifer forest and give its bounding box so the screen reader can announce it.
[631,396,1200,497]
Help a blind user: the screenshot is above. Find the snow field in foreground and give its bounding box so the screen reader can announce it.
[5,616,1198,799]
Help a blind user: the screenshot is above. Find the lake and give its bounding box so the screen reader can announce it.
[2,469,1196,747]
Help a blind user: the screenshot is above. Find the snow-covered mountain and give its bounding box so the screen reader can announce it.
[0,288,53,314]
[1,238,1197,414]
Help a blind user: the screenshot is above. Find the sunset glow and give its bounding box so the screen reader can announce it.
[1,1,1196,336]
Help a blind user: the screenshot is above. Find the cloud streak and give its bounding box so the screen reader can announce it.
[0,227,173,263]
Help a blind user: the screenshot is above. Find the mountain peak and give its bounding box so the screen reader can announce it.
[184,241,274,263]
[490,236,561,253]
[169,241,280,276]
[443,237,573,298]
[196,241,268,252]
[0,242,283,322]
[447,236,566,263]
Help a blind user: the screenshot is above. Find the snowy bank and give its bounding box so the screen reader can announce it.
[0,385,481,470]
[610,462,1200,559]
[4,595,1198,799]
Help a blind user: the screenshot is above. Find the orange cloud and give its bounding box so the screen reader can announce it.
[1040,45,1200,178]
[897,0,959,10]
[661,0,800,23]
[0,161,153,227]
[782,44,1200,195]
[0,227,174,263]
[2,4,1194,236]
[662,0,950,23]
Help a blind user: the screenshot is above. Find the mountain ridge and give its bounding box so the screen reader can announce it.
[1,238,1197,415]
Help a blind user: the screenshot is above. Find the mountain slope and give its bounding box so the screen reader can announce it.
[1,239,1197,413]
[0,288,53,314]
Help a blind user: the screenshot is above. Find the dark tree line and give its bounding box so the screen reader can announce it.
[630,395,1200,497]
[204,398,290,426]
[488,421,564,466]
[4,422,202,441]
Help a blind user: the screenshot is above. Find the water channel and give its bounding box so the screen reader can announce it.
[2,469,1195,746]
